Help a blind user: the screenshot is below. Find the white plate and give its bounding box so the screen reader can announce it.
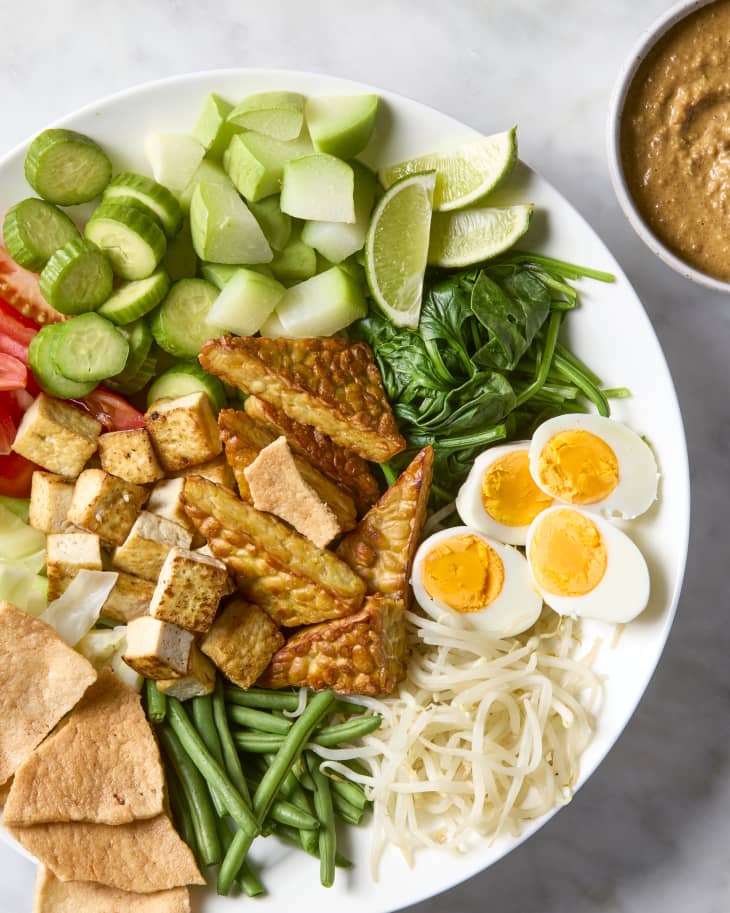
[0,70,690,912]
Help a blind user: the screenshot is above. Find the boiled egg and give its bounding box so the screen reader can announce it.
[525,505,649,623]
[456,442,554,545]
[528,414,659,519]
[411,526,543,638]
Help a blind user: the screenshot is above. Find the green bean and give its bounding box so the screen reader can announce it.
[192,695,227,817]
[245,774,319,830]
[306,752,336,887]
[313,714,382,747]
[145,678,167,723]
[332,792,365,826]
[328,775,369,811]
[225,686,301,711]
[233,731,285,753]
[228,704,293,735]
[158,723,222,867]
[291,756,315,791]
[274,824,352,868]
[166,765,200,865]
[333,697,368,716]
[167,699,259,837]
[239,859,265,897]
[262,752,301,799]
[212,678,250,805]
[218,827,256,896]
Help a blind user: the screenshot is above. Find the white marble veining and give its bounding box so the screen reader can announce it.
[0,0,728,910]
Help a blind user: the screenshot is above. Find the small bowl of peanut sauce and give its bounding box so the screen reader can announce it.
[608,0,730,290]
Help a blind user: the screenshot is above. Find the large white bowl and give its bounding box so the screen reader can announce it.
[0,70,690,913]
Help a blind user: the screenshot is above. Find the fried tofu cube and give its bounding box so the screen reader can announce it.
[28,472,74,534]
[260,595,408,696]
[150,547,229,634]
[101,571,155,622]
[201,599,284,690]
[123,616,193,680]
[46,532,103,601]
[97,428,164,485]
[67,469,149,547]
[112,511,192,582]
[243,437,342,548]
[147,478,201,545]
[11,393,102,478]
[156,645,216,700]
[146,393,222,472]
[171,453,236,489]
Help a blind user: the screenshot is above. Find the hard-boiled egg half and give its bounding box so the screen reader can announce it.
[529,414,658,519]
[525,505,649,623]
[456,442,554,545]
[411,526,542,638]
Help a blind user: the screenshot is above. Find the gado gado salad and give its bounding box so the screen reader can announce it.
[0,84,659,909]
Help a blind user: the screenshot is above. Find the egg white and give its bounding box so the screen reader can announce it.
[525,506,650,623]
[528,413,659,519]
[411,526,543,638]
[456,441,551,546]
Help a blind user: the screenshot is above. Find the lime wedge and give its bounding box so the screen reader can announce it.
[365,172,435,329]
[379,128,517,212]
[428,203,533,267]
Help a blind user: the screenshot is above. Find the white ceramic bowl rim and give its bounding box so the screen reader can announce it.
[606,0,730,292]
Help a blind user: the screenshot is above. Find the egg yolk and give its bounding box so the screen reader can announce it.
[537,430,619,504]
[481,449,554,526]
[528,509,607,596]
[421,534,504,613]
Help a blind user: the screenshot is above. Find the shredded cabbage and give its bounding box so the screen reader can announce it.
[77,626,127,668]
[0,503,46,573]
[109,641,142,692]
[41,570,118,646]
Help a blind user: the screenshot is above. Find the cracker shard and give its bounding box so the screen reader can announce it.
[200,335,406,462]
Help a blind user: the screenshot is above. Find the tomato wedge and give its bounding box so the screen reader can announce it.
[0,299,38,364]
[0,247,64,325]
[0,353,27,391]
[73,386,146,431]
[0,451,37,497]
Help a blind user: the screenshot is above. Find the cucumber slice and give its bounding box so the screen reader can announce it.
[161,221,198,281]
[222,131,313,202]
[280,154,355,223]
[147,362,226,410]
[24,129,112,206]
[150,278,224,358]
[97,268,170,324]
[105,352,158,395]
[177,159,230,211]
[116,318,153,377]
[305,95,379,159]
[247,196,292,251]
[146,133,206,195]
[28,323,96,398]
[53,313,130,383]
[193,93,243,161]
[207,268,285,336]
[270,238,317,284]
[2,198,80,272]
[227,92,305,141]
[276,266,367,338]
[39,238,114,315]
[104,172,183,238]
[189,181,272,265]
[85,202,167,280]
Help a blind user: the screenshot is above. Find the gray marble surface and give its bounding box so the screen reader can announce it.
[0,0,728,910]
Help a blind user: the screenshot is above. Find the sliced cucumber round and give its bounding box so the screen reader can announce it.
[85,202,167,280]
[24,129,112,205]
[104,172,183,238]
[28,323,96,399]
[116,318,153,377]
[97,268,170,324]
[39,238,114,315]
[150,278,223,358]
[106,352,157,395]
[147,362,226,410]
[2,198,80,272]
[52,313,129,383]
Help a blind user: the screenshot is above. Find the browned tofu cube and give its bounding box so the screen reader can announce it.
[97,428,164,485]
[11,393,102,478]
[171,454,236,489]
[201,598,284,690]
[28,472,74,533]
[156,645,216,700]
[146,478,201,544]
[46,532,103,601]
[146,393,222,472]
[67,469,148,547]
[122,616,193,680]
[112,512,192,582]
[101,571,155,622]
[150,547,229,634]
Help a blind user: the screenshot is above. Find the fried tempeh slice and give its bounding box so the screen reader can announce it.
[218,408,356,532]
[336,446,434,608]
[200,335,406,462]
[181,476,366,627]
[33,866,190,913]
[244,395,380,513]
[3,669,165,826]
[259,595,408,696]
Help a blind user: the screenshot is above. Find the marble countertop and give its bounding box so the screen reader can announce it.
[1,0,728,910]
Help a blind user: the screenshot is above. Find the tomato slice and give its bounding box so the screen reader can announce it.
[73,386,146,431]
[0,353,27,392]
[0,247,64,326]
[0,451,37,497]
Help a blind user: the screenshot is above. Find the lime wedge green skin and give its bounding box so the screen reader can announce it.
[379,127,517,212]
[428,203,533,268]
[305,94,378,159]
[365,171,435,330]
